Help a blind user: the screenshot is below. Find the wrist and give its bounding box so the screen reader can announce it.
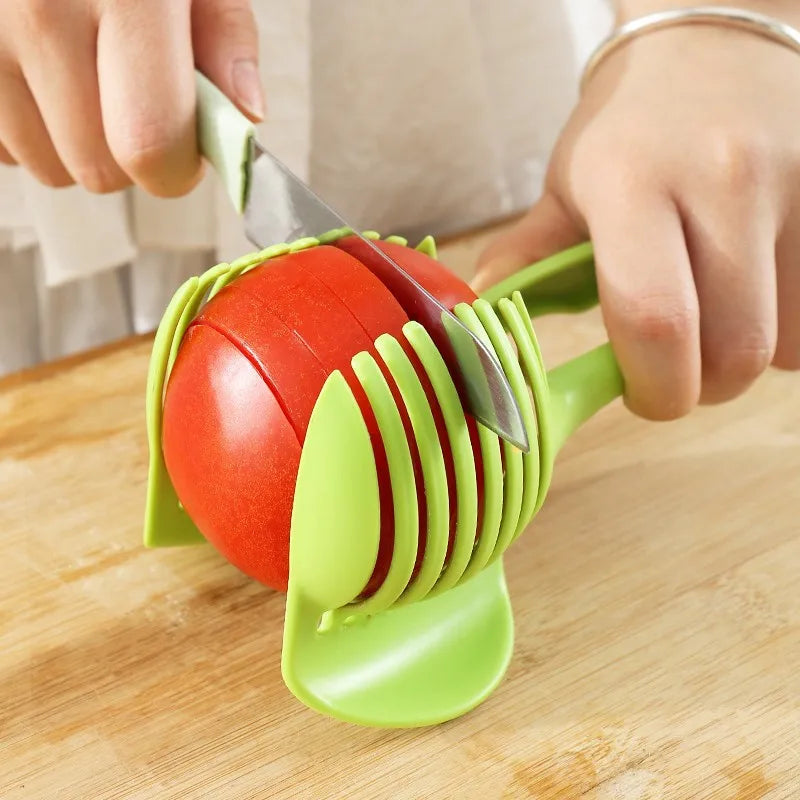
[584,3,800,92]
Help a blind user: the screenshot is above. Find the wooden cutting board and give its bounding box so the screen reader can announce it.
[2,225,798,800]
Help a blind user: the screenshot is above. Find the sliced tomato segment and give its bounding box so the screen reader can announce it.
[163,324,301,592]
[195,285,326,440]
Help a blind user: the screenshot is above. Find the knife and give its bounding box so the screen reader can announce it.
[194,71,529,452]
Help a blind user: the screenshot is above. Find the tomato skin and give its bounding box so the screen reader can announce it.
[165,247,416,595]
[334,236,478,312]
[162,241,488,595]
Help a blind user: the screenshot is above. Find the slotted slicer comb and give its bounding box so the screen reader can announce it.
[279,242,623,726]
[144,235,624,727]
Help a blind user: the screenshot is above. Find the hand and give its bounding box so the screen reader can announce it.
[0,0,263,196]
[475,6,800,420]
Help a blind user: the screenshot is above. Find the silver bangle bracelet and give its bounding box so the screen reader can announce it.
[581,6,800,92]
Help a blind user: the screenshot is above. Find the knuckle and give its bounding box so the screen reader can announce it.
[71,162,126,194]
[707,130,767,189]
[110,116,178,176]
[19,0,58,35]
[212,0,258,37]
[705,334,774,386]
[618,294,697,345]
[573,141,642,204]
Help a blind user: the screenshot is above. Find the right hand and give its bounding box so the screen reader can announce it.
[0,0,263,196]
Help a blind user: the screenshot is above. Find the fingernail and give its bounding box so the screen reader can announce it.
[232,59,265,121]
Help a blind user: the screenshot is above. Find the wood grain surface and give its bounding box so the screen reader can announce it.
[2,225,798,799]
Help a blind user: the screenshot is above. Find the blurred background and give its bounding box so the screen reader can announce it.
[0,0,612,377]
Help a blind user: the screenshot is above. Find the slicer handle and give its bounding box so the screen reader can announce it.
[546,343,624,452]
[194,70,254,214]
[479,242,599,319]
[482,242,625,447]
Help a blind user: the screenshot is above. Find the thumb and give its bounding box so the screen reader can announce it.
[192,0,265,121]
[472,192,586,293]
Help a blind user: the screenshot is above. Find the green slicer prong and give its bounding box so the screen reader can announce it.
[481,242,625,503]
[282,359,512,728]
[280,241,625,727]
[452,303,525,565]
[282,371,381,624]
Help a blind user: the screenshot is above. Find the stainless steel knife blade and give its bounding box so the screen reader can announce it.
[243,139,529,452]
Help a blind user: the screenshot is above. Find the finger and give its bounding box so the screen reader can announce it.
[680,194,778,404]
[588,192,701,420]
[473,192,586,293]
[14,1,129,193]
[0,67,72,187]
[774,221,800,370]
[97,0,201,197]
[192,0,264,121]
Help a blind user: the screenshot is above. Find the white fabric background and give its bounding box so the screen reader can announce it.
[0,0,612,376]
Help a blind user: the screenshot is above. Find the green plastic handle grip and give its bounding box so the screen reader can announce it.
[480,242,599,317]
[195,70,254,213]
[547,343,623,453]
[482,242,624,449]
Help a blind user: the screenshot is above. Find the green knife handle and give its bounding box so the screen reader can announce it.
[195,70,254,213]
[482,242,624,446]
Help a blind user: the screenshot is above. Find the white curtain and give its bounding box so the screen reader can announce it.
[0,0,612,376]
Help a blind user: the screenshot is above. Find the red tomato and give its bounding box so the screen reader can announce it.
[162,240,487,596]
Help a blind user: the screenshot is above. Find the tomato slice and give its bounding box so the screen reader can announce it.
[195,285,326,440]
[257,246,410,342]
[163,324,301,592]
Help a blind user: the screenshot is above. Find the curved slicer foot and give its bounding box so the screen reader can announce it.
[282,371,514,728]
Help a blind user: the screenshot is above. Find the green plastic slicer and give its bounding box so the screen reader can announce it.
[144,228,623,727]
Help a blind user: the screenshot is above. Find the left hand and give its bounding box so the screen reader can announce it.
[474,6,800,420]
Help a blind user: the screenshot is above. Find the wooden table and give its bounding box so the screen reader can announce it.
[2,225,799,800]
